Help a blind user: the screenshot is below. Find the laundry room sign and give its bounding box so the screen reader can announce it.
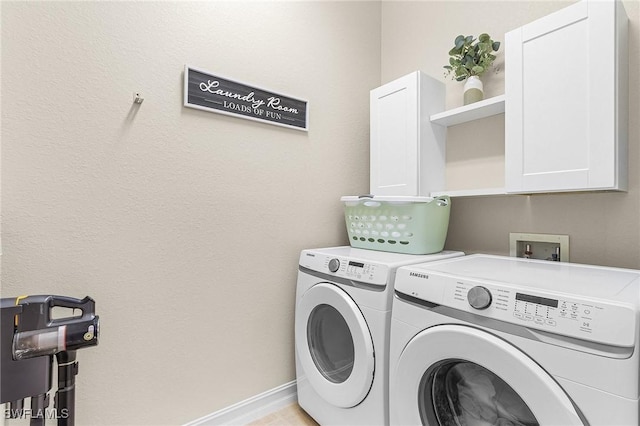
[183,66,308,131]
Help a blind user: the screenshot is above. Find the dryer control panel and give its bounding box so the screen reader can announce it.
[300,252,390,286]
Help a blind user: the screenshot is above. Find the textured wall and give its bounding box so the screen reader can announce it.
[381,0,640,268]
[1,2,379,423]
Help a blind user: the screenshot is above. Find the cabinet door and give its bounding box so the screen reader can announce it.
[505,0,627,193]
[370,73,420,196]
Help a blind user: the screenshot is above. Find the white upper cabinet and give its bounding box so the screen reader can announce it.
[370,71,445,196]
[505,0,628,193]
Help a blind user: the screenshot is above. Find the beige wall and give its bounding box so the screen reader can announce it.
[1,2,379,424]
[382,0,640,269]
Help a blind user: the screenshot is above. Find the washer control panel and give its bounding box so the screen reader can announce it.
[396,265,637,347]
[467,286,492,310]
[445,280,635,347]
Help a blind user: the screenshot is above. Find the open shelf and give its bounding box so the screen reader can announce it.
[431,187,507,198]
[430,95,505,127]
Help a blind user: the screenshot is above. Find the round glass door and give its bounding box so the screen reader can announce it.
[307,304,355,383]
[420,360,538,425]
[392,324,585,425]
[295,283,375,408]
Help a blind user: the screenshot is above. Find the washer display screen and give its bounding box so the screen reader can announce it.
[516,293,558,308]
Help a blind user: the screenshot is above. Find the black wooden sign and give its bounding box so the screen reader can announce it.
[184,66,308,131]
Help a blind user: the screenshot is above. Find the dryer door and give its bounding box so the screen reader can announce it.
[295,283,375,408]
[393,324,585,425]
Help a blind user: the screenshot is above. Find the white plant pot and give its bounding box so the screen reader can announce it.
[463,76,484,105]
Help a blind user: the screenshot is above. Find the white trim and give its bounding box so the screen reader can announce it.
[183,381,298,426]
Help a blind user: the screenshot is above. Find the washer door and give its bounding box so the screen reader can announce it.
[295,283,375,408]
[393,325,585,425]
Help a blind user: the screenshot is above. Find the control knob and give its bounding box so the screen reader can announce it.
[328,258,340,273]
[467,286,492,310]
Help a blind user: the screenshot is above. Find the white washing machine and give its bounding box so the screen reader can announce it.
[295,246,464,425]
[389,254,640,425]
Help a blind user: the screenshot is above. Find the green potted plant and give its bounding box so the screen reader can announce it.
[444,33,500,105]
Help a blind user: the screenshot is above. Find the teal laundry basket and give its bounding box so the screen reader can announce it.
[341,195,451,255]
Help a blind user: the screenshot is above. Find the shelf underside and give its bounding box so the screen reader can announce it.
[430,95,505,127]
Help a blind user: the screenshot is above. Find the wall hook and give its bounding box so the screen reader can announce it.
[133,92,144,104]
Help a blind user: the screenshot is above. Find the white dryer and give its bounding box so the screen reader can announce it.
[389,254,640,425]
[295,246,464,425]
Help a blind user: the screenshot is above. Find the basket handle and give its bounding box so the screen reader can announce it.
[434,196,449,207]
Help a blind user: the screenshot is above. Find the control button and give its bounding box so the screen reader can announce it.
[546,319,557,326]
[524,314,534,321]
[513,312,524,319]
[467,286,492,310]
[534,317,544,325]
[328,258,340,273]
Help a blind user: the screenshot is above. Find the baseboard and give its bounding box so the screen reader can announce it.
[184,381,298,426]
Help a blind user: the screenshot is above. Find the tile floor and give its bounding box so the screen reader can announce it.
[247,402,318,426]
